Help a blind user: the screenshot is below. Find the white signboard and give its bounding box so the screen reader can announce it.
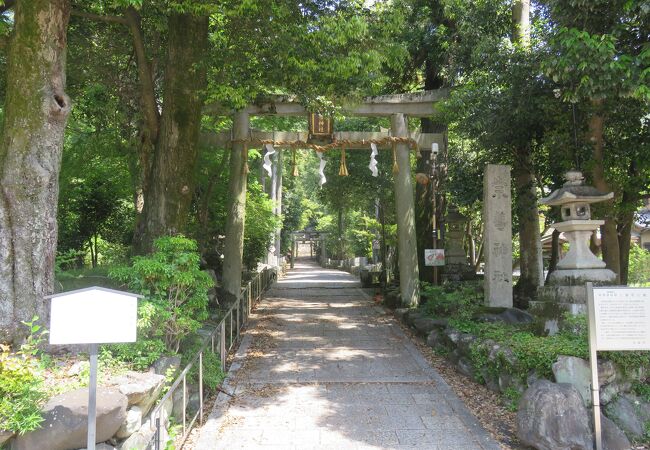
[48,287,140,345]
[591,287,650,351]
[424,249,445,267]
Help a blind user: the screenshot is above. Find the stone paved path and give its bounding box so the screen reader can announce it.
[195,260,501,450]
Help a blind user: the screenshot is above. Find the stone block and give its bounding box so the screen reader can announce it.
[516,380,592,450]
[12,387,127,450]
[483,164,513,308]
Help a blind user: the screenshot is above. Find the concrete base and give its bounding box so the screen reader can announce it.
[532,267,616,335]
[548,268,616,286]
[529,299,587,335]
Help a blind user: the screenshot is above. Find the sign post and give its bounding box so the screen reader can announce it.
[46,287,142,450]
[586,283,650,450]
[424,249,445,267]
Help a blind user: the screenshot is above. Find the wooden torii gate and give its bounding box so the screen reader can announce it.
[205,90,448,307]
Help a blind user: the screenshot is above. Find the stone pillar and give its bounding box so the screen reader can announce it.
[391,114,420,307]
[223,111,250,298]
[320,234,328,266]
[483,164,513,307]
[266,149,283,267]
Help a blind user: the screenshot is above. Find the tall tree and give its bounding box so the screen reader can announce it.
[542,0,650,282]
[135,12,208,251]
[0,0,71,343]
[511,0,543,299]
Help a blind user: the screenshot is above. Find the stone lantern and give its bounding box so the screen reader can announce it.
[540,170,615,283]
[532,171,615,331]
[443,206,476,281]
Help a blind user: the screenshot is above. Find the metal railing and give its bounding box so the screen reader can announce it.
[143,267,276,450]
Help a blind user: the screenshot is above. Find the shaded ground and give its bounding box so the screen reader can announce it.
[195,260,501,449]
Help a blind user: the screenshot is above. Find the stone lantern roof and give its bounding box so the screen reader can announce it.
[540,170,613,207]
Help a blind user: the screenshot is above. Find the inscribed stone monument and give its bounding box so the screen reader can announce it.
[483,165,513,307]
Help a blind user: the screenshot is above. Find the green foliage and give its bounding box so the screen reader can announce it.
[110,236,213,353]
[420,282,483,321]
[101,339,167,371]
[629,244,650,286]
[0,319,49,434]
[633,381,650,403]
[244,182,281,270]
[188,351,224,392]
[502,386,522,412]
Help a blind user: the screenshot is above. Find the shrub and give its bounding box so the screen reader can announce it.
[188,350,225,392]
[110,236,213,353]
[0,345,46,434]
[101,339,167,371]
[420,282,483,321]
[629,244,650,286]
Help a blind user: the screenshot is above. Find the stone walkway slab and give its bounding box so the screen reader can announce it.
[195,261,500,450]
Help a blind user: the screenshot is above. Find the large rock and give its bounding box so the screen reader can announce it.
[552,356,592,407]
[476,308,534,325]
[605,393,649,440]
[412,317,444,336]
[601,413,631,450]
[516,380,593,450]
[109,371,165,417]
[0,431,14,446]
[12,387,127,450]
[152,355,181,378]
[116,406,142,439]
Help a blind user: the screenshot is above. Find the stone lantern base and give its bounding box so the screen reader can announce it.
[530,267,616,334]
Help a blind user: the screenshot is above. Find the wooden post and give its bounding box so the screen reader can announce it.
[391,114,420,307]
[223,111,250,297]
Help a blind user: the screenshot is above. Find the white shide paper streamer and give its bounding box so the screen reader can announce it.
[318,152,327,186]
[263,143,276,177]
[368,143,379,177]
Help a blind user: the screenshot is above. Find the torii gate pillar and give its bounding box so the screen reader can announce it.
[391,114,420,307]
[223,111,250,298]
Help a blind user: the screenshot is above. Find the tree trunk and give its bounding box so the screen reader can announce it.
[512,0,530,46]
[134,13,208,253]
[588,101,620,282]
[0,0,71,344]
[513,148,543,296]
[618,209,633,285]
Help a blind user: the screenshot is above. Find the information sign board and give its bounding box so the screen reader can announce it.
[591,287,650,351]
[586,284,650,450]
[47,287,141,345]
[46,286,141,450]
[424,249,445,266]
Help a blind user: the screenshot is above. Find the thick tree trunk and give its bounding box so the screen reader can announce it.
[0,0,71,344]
[513,148,543,297]
[134,13,208,253]
[588,102,621,282]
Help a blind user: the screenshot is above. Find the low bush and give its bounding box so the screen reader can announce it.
[0,318,48,435]
[101,339,167,372]
[110,236,213,353]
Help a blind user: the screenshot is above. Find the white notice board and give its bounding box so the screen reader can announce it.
[590,287,650,351]
[48,287,140,345]
[424,249,445,267]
